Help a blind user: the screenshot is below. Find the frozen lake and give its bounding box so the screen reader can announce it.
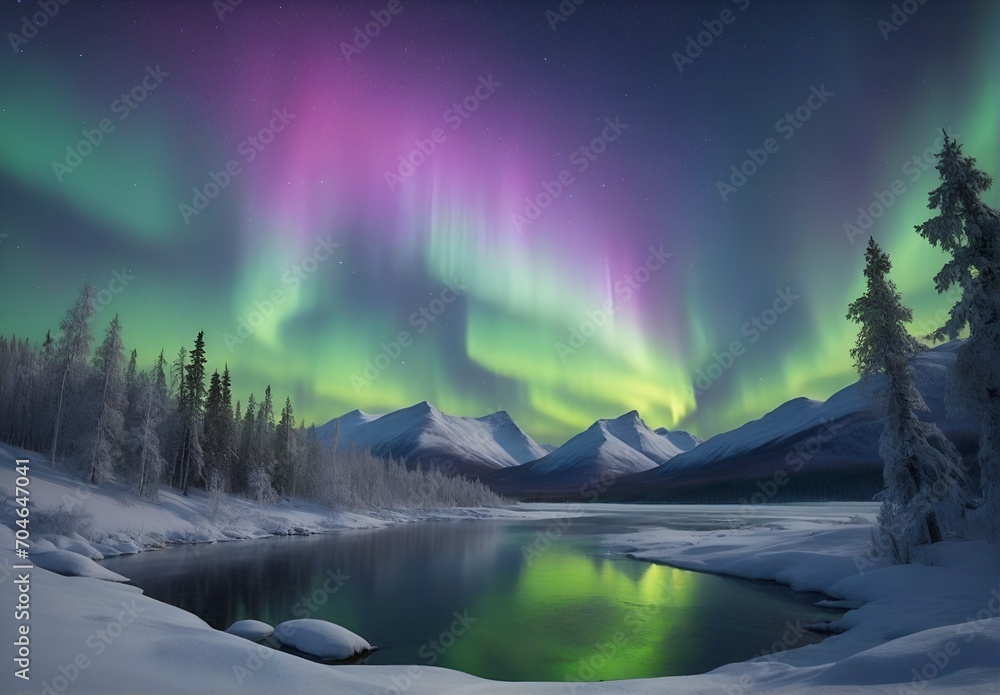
[102,504,847,681]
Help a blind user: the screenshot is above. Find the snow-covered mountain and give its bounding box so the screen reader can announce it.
[608,341,979,502]
[659,341,964,474]
[317,401,548,474]
[484,410,694,493]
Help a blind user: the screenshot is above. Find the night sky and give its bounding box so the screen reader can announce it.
[0,1,997,444]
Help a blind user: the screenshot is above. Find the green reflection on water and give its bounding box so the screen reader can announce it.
[441,548,700,682]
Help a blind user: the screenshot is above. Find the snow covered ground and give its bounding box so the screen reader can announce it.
[1,445,998,694]
[0,442,551,552]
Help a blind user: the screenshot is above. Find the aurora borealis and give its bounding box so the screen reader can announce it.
[0,1,997,445]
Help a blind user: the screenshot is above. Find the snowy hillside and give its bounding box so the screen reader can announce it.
[318,401,548,473]
[660,341,967,474]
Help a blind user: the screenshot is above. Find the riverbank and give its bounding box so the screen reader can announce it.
[0,442,571,555]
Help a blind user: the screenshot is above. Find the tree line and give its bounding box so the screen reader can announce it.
[0,306,502,509]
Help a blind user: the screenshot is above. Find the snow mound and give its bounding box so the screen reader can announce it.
[29,538,58,553]
[274,619,371,660]
[225,619,275,641]
[41,534,105,560]
[812,618,1000,686]
[32,549,129,582]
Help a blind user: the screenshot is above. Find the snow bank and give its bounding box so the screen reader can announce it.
[225,620,275,641]
[274,619,371,660]
[31,549,130,582]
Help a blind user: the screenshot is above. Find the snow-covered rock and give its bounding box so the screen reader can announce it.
[274,619,371,660]
[31,549,130,582]
[225,619,275,641]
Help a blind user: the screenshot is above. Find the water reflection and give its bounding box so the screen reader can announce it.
[103,515,842,681]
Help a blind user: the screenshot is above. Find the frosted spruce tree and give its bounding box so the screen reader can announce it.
[915,132,1000,540]
[127,368,169,500]
[247,385,278,503]
[273,396,298,496]
[174,332,207,494]
[86,314,128,484]
[50,283,96,467]
[847,238,970,563]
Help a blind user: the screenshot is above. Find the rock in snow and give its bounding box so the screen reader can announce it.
[225,619,275,641]
[274,619,371,660]
[31,549,129,582]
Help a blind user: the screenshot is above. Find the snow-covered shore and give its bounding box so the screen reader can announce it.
[0,442,554,554]
[2,446,998,694]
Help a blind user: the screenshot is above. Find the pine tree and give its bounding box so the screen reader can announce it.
[127,370,169,500]
[847,238,970,562]
[87,315,128,484]
[203,369,235,494]
[174,332,208,494]
[915,132,1000,540]
[235,393,256,495]
[274,396,297,496]
[50,283,96,466]
[220,366,235,488]
[247,386,277,502]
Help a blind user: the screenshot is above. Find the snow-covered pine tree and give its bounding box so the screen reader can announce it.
[86,314,128,484]
[50,283,96,466]
[235,393,256,495]
[220,365,235,488]
[247,386,277,503]
[123,348,139,426]
[203,369,226,492]
[847,237,970,563]
[175,332,208,494]
[915,132,1000,540]
[127,370,169,500]
[273,396,297,496]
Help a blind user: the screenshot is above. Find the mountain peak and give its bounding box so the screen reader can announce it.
[405,400,438,415]
[478,410,514,425]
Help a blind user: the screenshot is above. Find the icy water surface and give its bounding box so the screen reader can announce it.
[102,504,846,682]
